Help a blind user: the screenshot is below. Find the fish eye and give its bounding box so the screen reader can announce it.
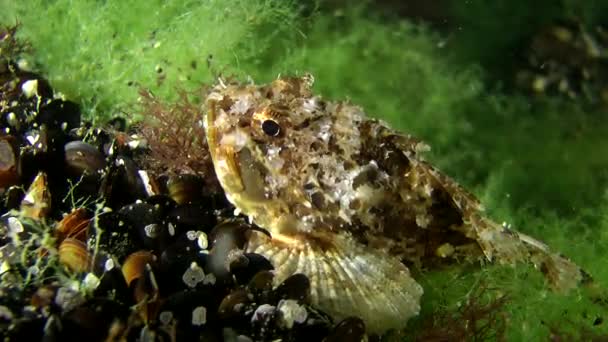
[261,119,281,137]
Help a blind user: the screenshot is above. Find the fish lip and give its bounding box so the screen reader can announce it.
[205,99,245,192]
[204,99,218,159]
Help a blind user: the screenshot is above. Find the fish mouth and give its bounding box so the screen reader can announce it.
[205,100,269,213]
[205,100,245,195]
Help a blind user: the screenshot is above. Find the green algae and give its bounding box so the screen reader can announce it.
[2,0,607,339]
[0,0,298,119]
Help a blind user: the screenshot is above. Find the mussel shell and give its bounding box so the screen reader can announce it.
[87,211,141,262]
[60,298,129,341]
[19,171,51,220]
[159,288,222,333]
[206,221,254,280]
[58,238,91,273]
[30,285,57,309]
[166,174,204,205]
[5,317,45,341]
[17,145,45,184]
[141,222,172,251]
[1,105,27,134]
[145,194,178,215]
[64,141,106,176]
[0,135,19,190]
[158,232,210,294]
[230,253,274,286]
[18,126,70,190]
[208,221,251,252]
[324,317,367,342]
[135,325,172,342]
[118,201,170,251]
[14,72,54,99]
[56,207,90,242]
[99,155,147,208]
[42,315,64,341]
[2,185,24,211]
[131,261,162,323]
[217,288,253,322]
[121,250,157,287]
[0,214,35,246]
[247,270,275,302]
[118,201,163,228]
[137,170,162,197]
[107,117,127,132]
[36,99,81,131]
[167,202,216,232]
[93,267,131,304]
[285,306,333,342]
[272,273,310,304]
[222,328,253,342]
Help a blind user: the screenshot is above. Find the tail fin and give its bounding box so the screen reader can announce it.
[473,216,585,292]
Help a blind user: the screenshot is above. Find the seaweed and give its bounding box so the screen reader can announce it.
[413,284,509,342]
[135,88,220,192]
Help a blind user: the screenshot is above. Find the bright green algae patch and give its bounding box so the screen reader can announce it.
[2,0,608,339]
[0,0,299,118]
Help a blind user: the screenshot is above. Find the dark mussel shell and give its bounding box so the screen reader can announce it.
[60,298,129,341]
[285,305,333,342]
[167,201,216,233]
[159,287,223,339]
[107,116,127,132]
[36,99,81,131]
[158,231,210,294]
[2,185,25,211]
[273,273,311,304]
[0,135,19,190]
[64,141,106,176]
[206,222,273,290]
[13,72,53,100]
[3,317,45,341]
[217,288,254,323]
[146,194,178,215]
[229,252,274,286]
[208,221,251,252]
[93,265,131,304]
[129,325,172,342]
[122,251,163,324]
[247,270,275,303]
[99,155,149,209]
[118,201,163,226]
[87,210,141,262]
[206,221,252,278]
[118,201,171,251]
[18,124,79,217]
[208,220,270,252]
[324,317,367,342]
